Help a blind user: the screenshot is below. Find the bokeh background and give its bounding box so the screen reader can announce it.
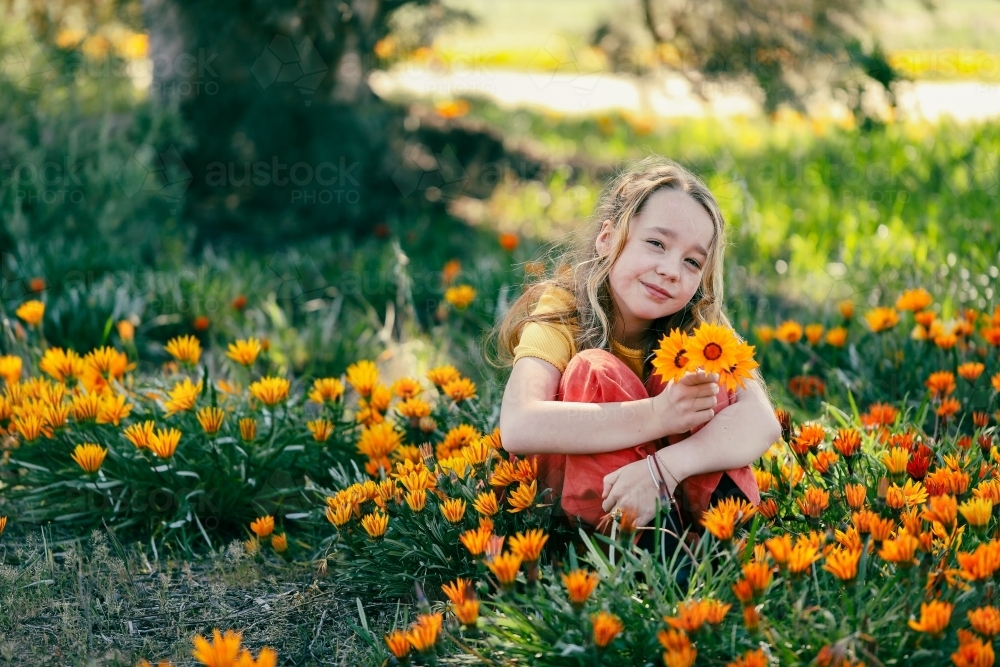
[2,0,998,407]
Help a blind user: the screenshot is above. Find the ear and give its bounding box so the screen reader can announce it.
[594,219,613,256]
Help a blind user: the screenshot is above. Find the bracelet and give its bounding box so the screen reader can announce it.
[645,455,663,493]
[653,451,681,489]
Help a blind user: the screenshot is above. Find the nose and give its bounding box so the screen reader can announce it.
[656,254,682,282]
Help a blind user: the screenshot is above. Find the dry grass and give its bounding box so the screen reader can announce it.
[0,525,399,666]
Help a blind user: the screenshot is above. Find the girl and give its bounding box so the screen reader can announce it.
[488,156,782,539]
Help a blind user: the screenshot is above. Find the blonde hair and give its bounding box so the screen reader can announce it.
[486,155,774,409]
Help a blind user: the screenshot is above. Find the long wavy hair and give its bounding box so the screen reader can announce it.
[485,155,774,409]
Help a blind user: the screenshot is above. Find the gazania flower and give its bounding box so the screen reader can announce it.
[652,329,690,383]
[665,600,711,633]
[797,487,830,518]
[787,543,822,575]
[721,339,759,391]
[239,417,257,442]
[686,323,739,375]
[775,320,803,343]
[936,397,961,419]
[459,526,492,556]
[824,326,847,347]
[461,439,491,467]
[226,338,262,366]
[922,494,958,527]
[804,323,824,345]
[163,378,203,417]
[509,529,548,563]
[959,497,993,529]
[384,630,410,660]
[346,360,378,397]
[823,547,862,581]
[728,648,768,667]
[908,600,952,637]
[844,483,867,510]
[426,365,461,387]
[96,392,133,426]
[0,355,21,385]
[839,299,855,319]
[396,397,431,420]
[271,533,288,553]
[196,406,225,434]
[71,443,107,474]
[165,335,202,365]
[507,480,537,513]
[357,422,403,460]
[878,532,919,565]
[791,423,826,455]
[957,542,1000,581]
[249,377,290,407]
[192,629,243,666]
[0,516,6,536]
[441,578,473,606]
[741,562,773,595]
[440,498,467,523]
[473,490,499,516]
[811,451,838,475]
[958,362,985,382]
[148,427,182,459]
[862,403,898,429]
[562,569,599,608]
[486,552,522,590]
[968,606,1000,638]
[865,307,899,333]
[326,502,352,527]
[250,515,274,539]
[754,325,775,344]
[16,300,45,326]
[882,448,910,476]
[404,489,427,512]
[124,421,156,449]
[896,288,932,312]
[308,378,345,405]
[590,611,623,649]
[71,392,102,422]
[361,511,388,538]
[453,598,479,628]
[442,377,477,403]
[926,371,957,397]
[306,419,335,443]
[952,631,995,667]
[658,628,697,666]
[499,232,519,252]
[444,285,476,309]
[406,612,443,653]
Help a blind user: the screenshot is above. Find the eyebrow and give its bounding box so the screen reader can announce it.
[648,226,709,258]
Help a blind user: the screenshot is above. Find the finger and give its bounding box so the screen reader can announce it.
[699,395,719,410]
[602,471,620,499]
[602,493,617,513]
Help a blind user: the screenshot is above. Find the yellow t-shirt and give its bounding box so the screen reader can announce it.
[511,285,647,380]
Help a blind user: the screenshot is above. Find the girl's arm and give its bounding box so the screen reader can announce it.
[601,379,781,525]
[499,357,720,456]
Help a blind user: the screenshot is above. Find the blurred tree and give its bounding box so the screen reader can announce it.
[630,0,905,120]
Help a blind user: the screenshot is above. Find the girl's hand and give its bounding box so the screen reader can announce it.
[601,458,677,527]
[651,369,720,437]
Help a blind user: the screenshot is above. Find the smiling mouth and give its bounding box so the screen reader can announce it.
[641,282,672,299]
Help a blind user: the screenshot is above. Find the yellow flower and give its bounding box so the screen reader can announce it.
[15,300,45,326]
[652,329,690,383]
[486,552,522,589]
[306,419,335,443]
[775,320,803,343]
[124,421,156,449]
[442,377,477,403]
[473,490,499,516]
[0,355,22,385]
[406,612,443,654]
[250,515,274,538]
[239,417,257,442]
[270,533,288,553]
[824,326,847,347]
[405,489,427,512]
[71,443,107,474]
[590,611,624,649]
[248,377,290,407]
[308,378,345,404]
[346,360,378,397]
[754,325,775,344]
[440,497,467,523]
[959,497,993,529]
[196,406,225,434]
[444,285,476,309]
[426,365,461,387]
[71,391,102,422]
[823,547,862,581]
[356,422,403,460]
[804,324,824,345]
[192,628,243,667]
[865,307,900,333]
[507,480,537,513]
[396,397,432,420]
[116,320,135,342]
[96,392,133,426]
[878,532,920,565]
[958,362,985,382]
[165,335,202,365]
[39,348,84,383]
[148,427,182,459]
[361,511,388,538]
[882,447,910,475]
[686,323,738,375]
[326,501,353,527]
[163,378,203,416]
[926,370,957,396]
[839,299,855,319]
[226,338,262,366]
[908,600,952,637]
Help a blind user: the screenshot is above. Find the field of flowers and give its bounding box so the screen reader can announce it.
[2,273,999,665]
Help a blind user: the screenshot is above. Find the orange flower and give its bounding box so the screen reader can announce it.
[508,529,548,563]
[453,599,480,627]
[908,600,952,637]
[15,300,45,326]
[878,532,919,566]
[787,543,822,575]
[192,629,243,666]
[384,630,410,660]
[952,631,995,667]
[926,371,957,397]
[957,542,1000,580]
[652,329,690,383]
[741,562,772,595]
[791,423,826,455]
[71,443,107,474]
[507,480,537,513]
[148,427,182,459]
[196,406,225,435]
[563,569,599,607]
[839,300,855,319]
[250,515,274,538]
[727,648,768,667]
[440,498,467,524]
[271,533,288,553]
[309,378,345,404]
[499,232,519,252]
[486,552,522,589]
[936,397,961,419]
[968,606,1000,638]
[442,377,477,403]
[441,578,473,605]
[405,489,427,512]
[239,417,257,442]
[444,285,476,310]
[248,376,290,407]
[824,326,847,347]
[921,494,957,527]
[832,429,862,457]
[590,611,623,649]
[844,483,867,510]
[442,260,461,285]
[775,320,803,343]
[896,288,932,312]
[406,612,443,653]
[686,323,739,375]
[361,511,388,538]
[165,334,202,365]
[864,307,899,333]
[459,526,492,556]
[823,547,862,581]
[958,362,985,382]
[426,365,461,387]
[797,487,830,518]
[959,497,993,529]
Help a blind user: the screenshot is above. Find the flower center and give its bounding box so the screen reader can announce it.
[704,342,723,361]
[673,350,688,368]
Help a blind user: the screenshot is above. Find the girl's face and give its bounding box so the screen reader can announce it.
[595,188,715,347]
